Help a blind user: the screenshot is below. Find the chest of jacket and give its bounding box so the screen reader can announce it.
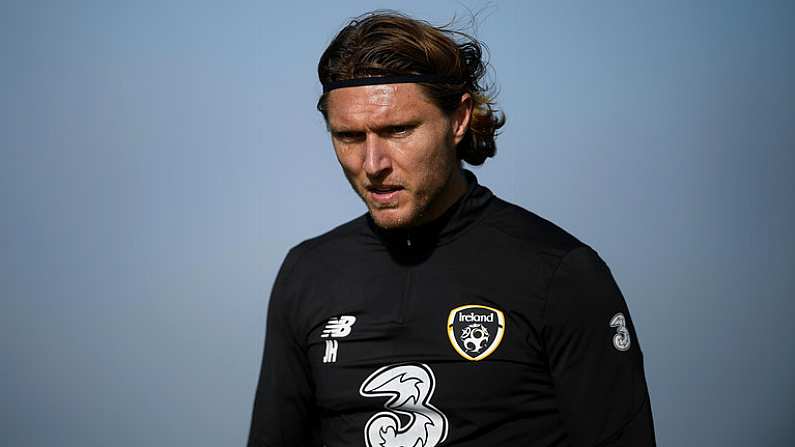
[292,234,564,444]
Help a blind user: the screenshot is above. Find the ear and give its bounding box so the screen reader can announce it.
[451,93,473,147]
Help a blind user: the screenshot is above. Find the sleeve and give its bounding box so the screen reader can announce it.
[247,249,322,447]
[542,246,656,447]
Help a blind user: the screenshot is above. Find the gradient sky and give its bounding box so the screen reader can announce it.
[2,1,794,446]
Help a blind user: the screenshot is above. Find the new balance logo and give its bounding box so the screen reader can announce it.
[321,315,356,364]
[321,315,357,338]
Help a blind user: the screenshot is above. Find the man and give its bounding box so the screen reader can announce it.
[248,11,655,447]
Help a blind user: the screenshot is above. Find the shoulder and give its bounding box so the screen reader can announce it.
[281,212,371,275]
[480,195,588,260]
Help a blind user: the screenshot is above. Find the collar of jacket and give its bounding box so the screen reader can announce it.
[366,169,494,254]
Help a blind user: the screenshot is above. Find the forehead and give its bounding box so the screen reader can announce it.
[325,83,436,129]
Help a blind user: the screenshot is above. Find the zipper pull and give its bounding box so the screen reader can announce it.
[406,236,412,247]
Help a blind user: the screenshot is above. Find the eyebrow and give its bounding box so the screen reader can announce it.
[328,119,421,134]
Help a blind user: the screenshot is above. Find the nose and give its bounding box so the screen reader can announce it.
[362,134,392,178]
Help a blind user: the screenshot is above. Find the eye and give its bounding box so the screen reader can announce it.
[333,131,365,143]
[387,124,415,136]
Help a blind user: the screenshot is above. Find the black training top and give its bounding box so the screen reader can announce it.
[248,169,655,447]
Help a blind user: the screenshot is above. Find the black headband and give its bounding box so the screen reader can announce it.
[322,74,457,93]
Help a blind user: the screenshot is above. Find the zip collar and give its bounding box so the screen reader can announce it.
[366,169,494,254]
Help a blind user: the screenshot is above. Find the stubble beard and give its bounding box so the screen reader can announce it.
[347,165,455,231]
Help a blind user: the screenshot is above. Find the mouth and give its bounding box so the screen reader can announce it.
[366,184,404,204]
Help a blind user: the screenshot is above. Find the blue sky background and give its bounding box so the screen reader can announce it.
[2,1,794,446]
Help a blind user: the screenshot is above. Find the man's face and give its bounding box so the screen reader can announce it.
[325,83,471,230]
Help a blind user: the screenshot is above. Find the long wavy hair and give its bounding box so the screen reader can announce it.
[316,10,506,166]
